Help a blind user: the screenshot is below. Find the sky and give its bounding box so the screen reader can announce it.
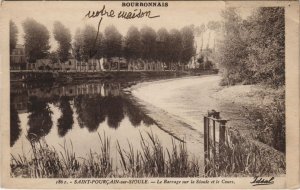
[6,1,254,52]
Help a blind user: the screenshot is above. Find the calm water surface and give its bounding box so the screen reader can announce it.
[10,81,179,163]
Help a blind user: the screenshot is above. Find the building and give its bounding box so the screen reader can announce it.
[27,59,52,70]
[10,44,27,70]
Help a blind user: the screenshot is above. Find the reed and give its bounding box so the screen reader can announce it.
[204,128,286,177]
[11,131,199,178]
[11,129,284,178]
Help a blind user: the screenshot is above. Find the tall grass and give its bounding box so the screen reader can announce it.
[11,131,199,178]
[11,129,285,178]
[11,138,63,178]
[204,128,286,177]
[242,92,285,153]
[117,132,199,177]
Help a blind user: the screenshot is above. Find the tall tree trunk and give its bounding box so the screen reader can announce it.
[206,31,211,50]
[214,38,216,52]
[200,33,204,53]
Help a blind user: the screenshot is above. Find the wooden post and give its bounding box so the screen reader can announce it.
[219,120,227,148]
[206,117,210,159]
[213,120,216,155]
[204,116,208,154]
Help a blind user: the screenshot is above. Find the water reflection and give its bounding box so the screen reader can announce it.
[10,97,21,147]
[10,81,155,145]
[27,96,53,141]
[74,95,106,132]
[57,96,73,137]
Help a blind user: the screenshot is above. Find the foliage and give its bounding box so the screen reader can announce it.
[18,18,198,70]
[242,90,285,152]
[180,26,196,65]
[124,26,142,60]
[140,26,157,61]
[168,29,182,63]
[156,28,170,63]
[217,7,285,87]
[22,18,51,63]
[48,51,59,64]
[245,8,285,86]
[205,128,286,177]
[10,20,18,52]
[103,25,122,59]
[53,21,72,62]
[11,132,199,178]
[73,25,103,61]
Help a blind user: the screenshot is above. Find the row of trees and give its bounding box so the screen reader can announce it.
[217,7,285,87]
[10,18,197,70]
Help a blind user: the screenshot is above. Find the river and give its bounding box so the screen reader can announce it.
[10,75,224,175]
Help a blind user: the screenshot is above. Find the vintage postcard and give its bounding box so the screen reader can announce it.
[0,0,299,189]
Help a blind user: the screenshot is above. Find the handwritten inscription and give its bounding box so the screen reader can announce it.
[83,5,160,59]
[85,5,160,20]
[118,9,160,19]
[250,177,274,186]
[85,5,115,18]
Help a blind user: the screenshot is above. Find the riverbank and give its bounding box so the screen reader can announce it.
[10,69,218,82]
[212,84,285,152]
[128,75,285,176]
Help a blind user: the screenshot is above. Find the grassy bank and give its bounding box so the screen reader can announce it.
[205,128,285,177]
[212,84,285,153]
[11,132,199,178]
[11,130,285,178]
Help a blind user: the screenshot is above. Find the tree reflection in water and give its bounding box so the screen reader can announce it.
[74,93,155,131]
[57,96,74,137]
[74,95,106,132]
[27,96,53,141]
[123,98,144,127]
[11,81,158,145]
[10,98,21,147]
[104,96,124,129]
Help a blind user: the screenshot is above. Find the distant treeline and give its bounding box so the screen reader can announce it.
[217,7,285,87]
[10,19,196,70]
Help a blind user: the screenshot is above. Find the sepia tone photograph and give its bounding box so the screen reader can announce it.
[1,1,298,188]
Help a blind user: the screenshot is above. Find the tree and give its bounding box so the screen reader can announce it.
[156,28,170,63]
[10,20,18,52]
[168,29,182,69]
[207,21,221,51]
[246,7,285,86]
[82,25,99,61]
[198,24,206,53]
[124,26,142,60]
[73,26,103,61]
[22,18,51,63]
[73,28,84,61]
[103,25,122,59]
[217,7,285,87]
[49,51,59,64]
[180,26,195,67]
[53,21,72,62]
[140,26,157,61]
[216,8,249,85]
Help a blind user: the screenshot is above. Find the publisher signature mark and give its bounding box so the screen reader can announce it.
[250,177,274,186]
